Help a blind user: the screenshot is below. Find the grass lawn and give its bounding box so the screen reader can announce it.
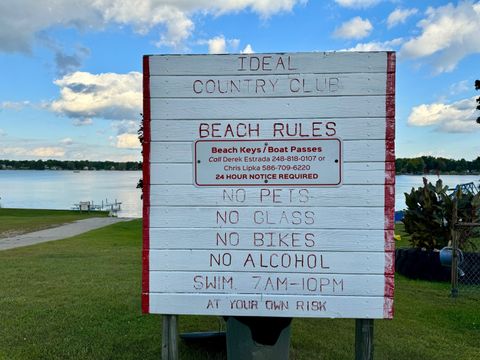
[395,222,480,250]
[0,220,478,359]
[0,208,108,238]
[394,222,411,248]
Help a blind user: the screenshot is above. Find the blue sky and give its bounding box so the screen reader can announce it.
[0,0,479,161]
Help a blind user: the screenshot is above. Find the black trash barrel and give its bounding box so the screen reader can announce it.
[226,316,292,360]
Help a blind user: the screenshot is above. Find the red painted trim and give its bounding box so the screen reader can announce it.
[384,251,395,275]
[384,229,395,251]
[384,275,395,297]
[142,55,151,314]
[384,51,396,319]
[385,161,395,185]
[383,297,394,319]
[385,116,395,140]
[385,139,395,163]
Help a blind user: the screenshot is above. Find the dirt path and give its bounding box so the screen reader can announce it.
[0,217,132,251]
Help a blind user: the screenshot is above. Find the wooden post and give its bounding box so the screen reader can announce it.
[162,315,178,360]
[169,316,178,360]
[451,195,459,298]
[162,316,169,360]
[355,319,374,360]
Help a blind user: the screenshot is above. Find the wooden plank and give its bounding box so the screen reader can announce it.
[150,118,393,141]
[149,228,388,251]
[148,250,390,273]
[149,272,392,296]
[150,184,387,207]
[149,140,388,163]
[148,207,390,229]
[162,315,178,360]
[149,73,388,98]
[148,293,389,318]
[148,52,389,75]
[150,96,387,120]
[355,319,374,360]
[149,162,392,185]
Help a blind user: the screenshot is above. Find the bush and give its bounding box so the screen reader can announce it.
[403,178,480,251]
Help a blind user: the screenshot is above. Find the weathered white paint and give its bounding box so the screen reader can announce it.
[143,51,395,319]
[150,73,388,98]
[150,185,388,207]
[149,228,389,251]
[150,119,392,142]
[148,52,389,75]
[148,293,391,318]
[150,272,392,296]
[149,162,393,185]
[149,250,390,273]
[149,206,390,229]
[150,96,387,120]
[150,140,388,163]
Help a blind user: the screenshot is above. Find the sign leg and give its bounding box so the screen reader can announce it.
[355,319,374,360]
[169,316,178,360]
[162,315,178,360]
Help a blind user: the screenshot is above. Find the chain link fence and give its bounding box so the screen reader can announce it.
[451,225,480,297]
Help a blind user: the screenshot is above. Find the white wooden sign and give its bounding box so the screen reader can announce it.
[142,52,395,319]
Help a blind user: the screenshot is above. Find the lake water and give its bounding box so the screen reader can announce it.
[0,171,479,217]
[395,175,480,210]
[0,170,142,218]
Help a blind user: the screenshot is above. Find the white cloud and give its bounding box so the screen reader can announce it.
[116,133,140,149]
[400,2,480,73]
[32,147,66,157]
[50,71,142,121]
[207,36,226,54]
[0,146,65,158]
[72,118,93,126]
[340,38,403,51]
[0,101,30,110]
[334,17,373,39]
[335,0,381,9]
[0,0,305,52]
[241,44,255,54]
[115,154,141,162]
[199,35,241,54]
[60,137,73,145]
[0,129,6,136]
[112,120,139,135]
[230,39,240,50]
[408,96,479,133]
[449,80,470,96]
[387,8,418,28]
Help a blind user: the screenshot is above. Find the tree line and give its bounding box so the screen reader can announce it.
[396,156,480,175]
[2,156,480,174]
[0,159,141,171]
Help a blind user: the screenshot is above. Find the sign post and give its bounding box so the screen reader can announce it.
[142,51,395,358]
[355,319,374,360]
[161,315,178,360]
